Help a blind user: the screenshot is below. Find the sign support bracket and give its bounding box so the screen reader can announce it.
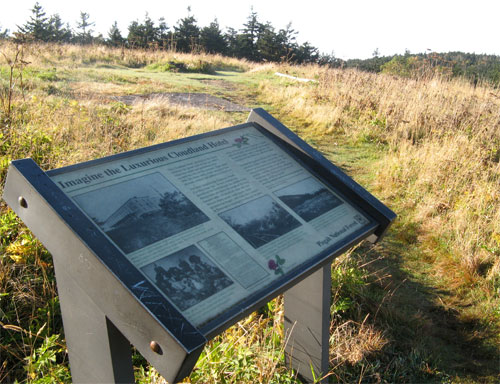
[55,268,135,383]
[284,262,331,384]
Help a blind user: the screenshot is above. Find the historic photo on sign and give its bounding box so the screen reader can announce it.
[73,172,209,253]
[219,195,301,248]
[141,245,233,311]
[275,177,343,222]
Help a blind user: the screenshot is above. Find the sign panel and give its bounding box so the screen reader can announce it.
[49,124,375,328]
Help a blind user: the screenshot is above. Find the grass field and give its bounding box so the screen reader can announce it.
[1,42,499,383]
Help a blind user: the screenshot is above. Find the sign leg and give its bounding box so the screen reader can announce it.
[284,263,331,383]
[56,270,135,383]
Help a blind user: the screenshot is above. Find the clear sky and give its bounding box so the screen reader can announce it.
[3,0,500,59]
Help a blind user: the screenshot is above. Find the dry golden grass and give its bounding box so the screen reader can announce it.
[330,319,387,366]
[259,65,500,285]
[1,97,242,172]
[0,42,253,72]
[380,139,500,277]
[47,99,240,167]
[2,42,499,382]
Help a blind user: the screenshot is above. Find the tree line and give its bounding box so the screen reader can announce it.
[3,3,500,84]
[1,2,334,65]
[342,50,500,85]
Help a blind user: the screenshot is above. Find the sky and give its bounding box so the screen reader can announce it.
[2,0,500,59]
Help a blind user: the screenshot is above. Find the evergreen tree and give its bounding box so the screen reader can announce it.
[277,23,298,62]
[238,8,262,60]
[127,21,142,48]
[224,27,239,57]
[234,33,252,59]
[174,9,200,53]
[107,21,125,47]
[8,3,337,67]
[142,14,158,48]
[93,33,106,45]
[200,19,226,54]
[47,14,72,43]
[318,52,341,67]
[0,25,9,40]
[16,2,51,41]
[157,17,171,49]
[127,16,156,48]
[256,22,280,62]
[294,42,319,64]
[75,12,95,44]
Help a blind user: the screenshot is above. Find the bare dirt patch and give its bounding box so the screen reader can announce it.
[112,92,249,112]
[198,78,239,91]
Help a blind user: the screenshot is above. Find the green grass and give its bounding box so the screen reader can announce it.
[1,43,499,383]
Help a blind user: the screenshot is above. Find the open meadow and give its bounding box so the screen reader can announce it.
[1,42,499,383]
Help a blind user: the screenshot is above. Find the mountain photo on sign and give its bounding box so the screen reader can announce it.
[73,172,209,253]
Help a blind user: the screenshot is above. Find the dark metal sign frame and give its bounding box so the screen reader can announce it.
[3,108,395,383]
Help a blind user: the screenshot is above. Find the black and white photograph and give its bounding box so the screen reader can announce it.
[275,177,343,222]
[219,195,301,248]
[73,172,209,253]
[141,245,233,311]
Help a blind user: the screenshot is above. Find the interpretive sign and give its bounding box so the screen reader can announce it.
[50,123,373,328]
[3,109,395,383]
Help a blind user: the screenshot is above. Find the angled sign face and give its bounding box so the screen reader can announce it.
[3,109,395,382]
[48,122,376,330]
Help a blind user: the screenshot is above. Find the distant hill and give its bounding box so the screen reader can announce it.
[340,51,500,84]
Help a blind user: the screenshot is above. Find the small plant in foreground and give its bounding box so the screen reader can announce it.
[25,334,71,383]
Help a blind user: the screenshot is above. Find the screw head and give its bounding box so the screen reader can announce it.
[150,340,162,355]
[18,196,28,208]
